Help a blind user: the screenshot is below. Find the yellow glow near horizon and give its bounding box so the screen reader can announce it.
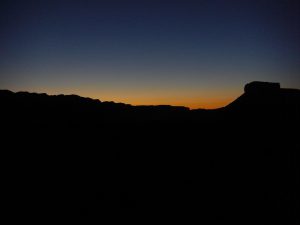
[5,80,242,109]
[7,91,238,109]
[117,98,234,109]
[68,86,241,109]
[41,90,238,109]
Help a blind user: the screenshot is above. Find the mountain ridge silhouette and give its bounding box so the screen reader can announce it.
[1,81,299,113]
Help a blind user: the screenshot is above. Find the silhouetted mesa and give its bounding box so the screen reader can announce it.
[224,81,300,119]
[244,81,280,94]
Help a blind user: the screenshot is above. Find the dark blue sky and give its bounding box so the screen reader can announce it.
[1,0,299,108]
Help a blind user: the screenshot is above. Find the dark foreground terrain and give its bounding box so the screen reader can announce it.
[1,81,300,224]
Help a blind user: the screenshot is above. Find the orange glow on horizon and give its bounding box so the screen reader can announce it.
[82,90,239,109]
[80,95,236,109]
[121,98,232,109]
[8,84,241,109]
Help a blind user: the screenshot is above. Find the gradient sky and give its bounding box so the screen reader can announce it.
[1,0,299,108]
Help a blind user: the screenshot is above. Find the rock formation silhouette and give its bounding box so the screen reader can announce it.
[224,81,300,121]
[244,81,281,94]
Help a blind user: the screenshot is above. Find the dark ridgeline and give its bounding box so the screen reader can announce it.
[1,81,299,224]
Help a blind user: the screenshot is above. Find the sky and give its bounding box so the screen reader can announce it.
[0,0,299,109]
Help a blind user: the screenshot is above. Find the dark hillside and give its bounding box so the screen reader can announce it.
[1,82,299,224]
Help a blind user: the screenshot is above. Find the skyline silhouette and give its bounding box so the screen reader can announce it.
[1,80,300,110]
[1,0,300,109]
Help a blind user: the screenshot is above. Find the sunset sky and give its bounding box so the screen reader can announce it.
[1,0,299,109]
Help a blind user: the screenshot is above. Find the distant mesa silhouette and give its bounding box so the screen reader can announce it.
[225,81,300,116]
[244,81,280,94]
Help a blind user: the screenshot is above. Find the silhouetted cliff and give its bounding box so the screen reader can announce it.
[224,81,300,121]
[244,81,280,94]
